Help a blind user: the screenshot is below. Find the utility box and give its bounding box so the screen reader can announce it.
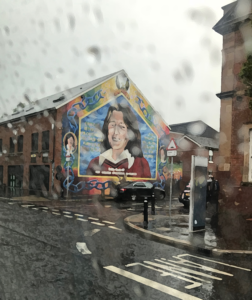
[189,156,208,232]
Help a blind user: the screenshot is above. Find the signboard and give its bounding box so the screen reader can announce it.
[167,138,178,150]
[167,150,177,156]
[189,156,208,232]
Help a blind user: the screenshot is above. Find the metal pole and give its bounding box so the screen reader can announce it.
[169,156,173,226]
[143,200,148,229]
[151,195,155,215]
[67,163,69,198]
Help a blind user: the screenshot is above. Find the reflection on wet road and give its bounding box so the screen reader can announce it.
[0,200,252,299]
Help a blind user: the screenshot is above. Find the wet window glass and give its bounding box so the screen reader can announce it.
[17,135,23,153]
[31,132,38,152]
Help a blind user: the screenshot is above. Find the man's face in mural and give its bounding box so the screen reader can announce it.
[108,111,128,152]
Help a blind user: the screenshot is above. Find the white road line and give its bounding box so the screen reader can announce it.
[42,210,48,213]
[102,220,115,225]
[104,266,202,300]
[104,205,111,208]
[64,215,73,218]
[51,209,59,212]
[40,207,48,209]
[52,212,61,216]
[91,222,105,226]
[176,254,251,272]
[108,226,122,231]
[148,260,222,280]
[76,218,88,222]
[8,202,15,205]
[126,263,204,289]
[76,242,92,255]
[21,205,35,208]
[88,217,99,221]
[63,211,71,214]
[84,229,100,236]
[32,208,39,210]
[168,257,233,276]
[75,214,84,217]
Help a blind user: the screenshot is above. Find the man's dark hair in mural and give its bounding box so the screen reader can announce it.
[87,102,151,178]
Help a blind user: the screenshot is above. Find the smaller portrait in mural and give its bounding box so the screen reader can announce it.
[158,145,168,175]
[86,102,151,178]
[64,132,77,162]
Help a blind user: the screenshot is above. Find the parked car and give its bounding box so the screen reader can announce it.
[116,181,166,201]
[179,180,216,208]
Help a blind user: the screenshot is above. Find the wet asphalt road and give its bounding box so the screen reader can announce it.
[0,200,252,300]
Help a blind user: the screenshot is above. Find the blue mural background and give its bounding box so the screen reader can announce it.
[79,95,157,178]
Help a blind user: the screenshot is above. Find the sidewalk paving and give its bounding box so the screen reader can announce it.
[124,206,252,257]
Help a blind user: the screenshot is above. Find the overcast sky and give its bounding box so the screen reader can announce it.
[0,0,233,131]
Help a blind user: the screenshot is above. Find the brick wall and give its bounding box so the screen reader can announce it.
[0,109,60,196]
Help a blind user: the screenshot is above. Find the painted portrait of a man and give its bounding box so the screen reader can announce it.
[86,102,151,178]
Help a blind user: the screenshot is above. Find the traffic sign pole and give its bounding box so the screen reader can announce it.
[166,138,178,228]
[169,156,173,227]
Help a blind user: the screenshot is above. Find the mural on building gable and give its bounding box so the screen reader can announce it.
[79,95,157,179]
[60,72,171,193]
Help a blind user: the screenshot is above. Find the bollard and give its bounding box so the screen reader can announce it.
[151,196,155,215]
[143,199,148,229]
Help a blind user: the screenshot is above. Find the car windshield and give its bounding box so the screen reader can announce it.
[1,1,252,299]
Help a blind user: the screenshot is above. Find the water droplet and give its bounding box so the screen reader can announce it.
[55,85,61,92]
[7,123,12,128]
[116,22,125,32]
[43,110,49,117]
[54,18,61,32]
[175,96,185,108]
[147,44,156,54]
[88,69,95,77]
[87,46,101,62]
[82,3,90,13]
[72,46,80,56]
[93,7,103,23]
[45,72,52,79]
[150,61,160,71]
[58,67,64,73]
[4,26,10,36]
[187,122,206,136]
[68,14,75,31]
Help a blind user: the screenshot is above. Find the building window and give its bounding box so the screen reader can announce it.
[10,137,15,153]
[18,135,23,153]
[31,133,38,152]
[42,131,49,151]
[0,139,2,153]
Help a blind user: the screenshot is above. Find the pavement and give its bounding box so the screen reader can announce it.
[3,194,252,257]
[124,201,252,257]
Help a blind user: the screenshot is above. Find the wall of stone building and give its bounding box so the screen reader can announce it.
[219,22,252,186]
[0,111,56,196]
[173,136,218,190]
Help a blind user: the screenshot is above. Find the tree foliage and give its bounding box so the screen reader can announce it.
[239,55,252,109]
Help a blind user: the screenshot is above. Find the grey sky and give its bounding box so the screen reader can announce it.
[0,0,232,130]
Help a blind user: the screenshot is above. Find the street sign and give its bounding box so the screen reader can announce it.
[167,150,177,156]
[167,138,178,150]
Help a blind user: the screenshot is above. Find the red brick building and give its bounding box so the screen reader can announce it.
[0,70,173,199]
[169,121,219,188]
[213,0,252,213]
